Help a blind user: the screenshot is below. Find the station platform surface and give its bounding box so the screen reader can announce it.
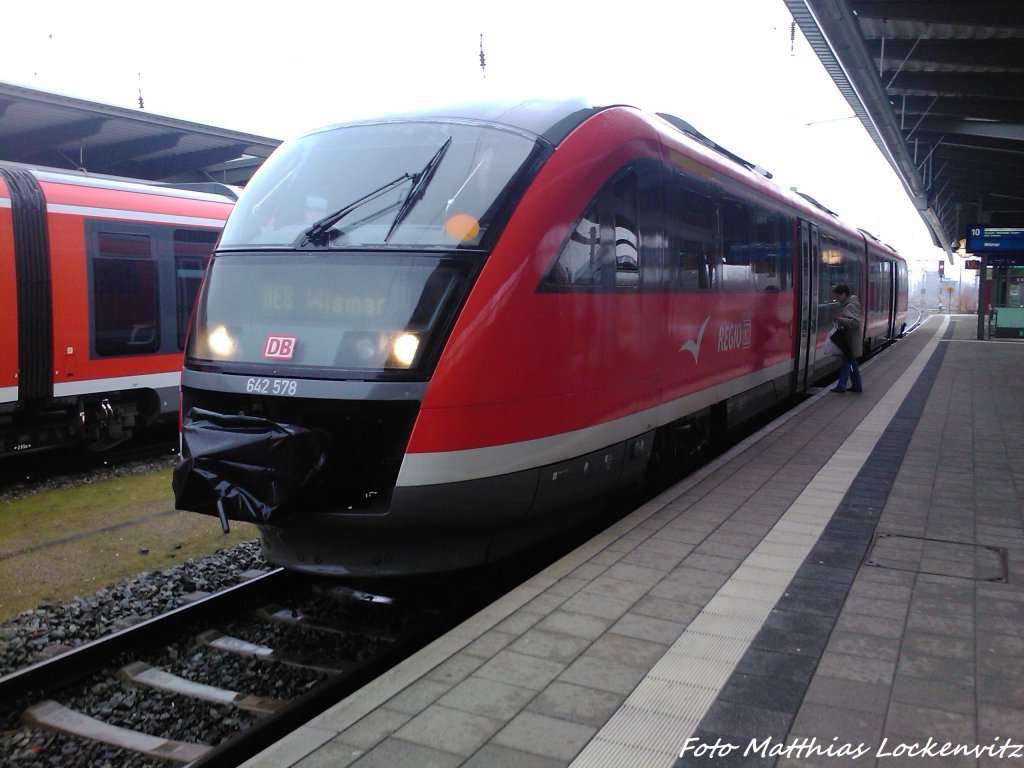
[243,313,1024,768]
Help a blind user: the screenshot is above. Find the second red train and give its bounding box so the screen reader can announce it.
[0,163,234,457]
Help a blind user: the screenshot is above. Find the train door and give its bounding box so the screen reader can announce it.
[895,260,908,335]
[890,257,900,337]
[794,219,820,391]
[0,167,52,406]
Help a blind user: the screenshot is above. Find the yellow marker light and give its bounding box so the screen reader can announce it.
[445,213,481,241]
[208,325,236,358]
[392,333,419,367]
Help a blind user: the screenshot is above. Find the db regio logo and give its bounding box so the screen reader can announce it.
[717,320,752,352]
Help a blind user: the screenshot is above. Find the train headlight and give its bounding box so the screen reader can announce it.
[208,325,237,358]
[391,333,419,367]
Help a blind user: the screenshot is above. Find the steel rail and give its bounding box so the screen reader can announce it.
[184,609,452,768]
[0,568,296,703]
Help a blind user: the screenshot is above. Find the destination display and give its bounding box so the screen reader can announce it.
[966,227,1024,253]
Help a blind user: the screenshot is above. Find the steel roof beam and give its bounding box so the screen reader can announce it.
[118,145,251,181]
[785,0,952,251]
[897,95,1024,123]
[882,72,1024,99]
[867,39,1024,71]
[77,133,186,172]
[3,117,108,160]
[850,0,1024,27]
[916,119,1024,142]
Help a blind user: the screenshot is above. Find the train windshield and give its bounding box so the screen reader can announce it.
[220,121,538,249]
[187,253,475,379]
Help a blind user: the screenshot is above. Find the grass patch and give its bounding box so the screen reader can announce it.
[0,469,257,622]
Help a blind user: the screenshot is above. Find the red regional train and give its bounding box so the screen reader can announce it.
[173,101,908,575]
[0,163,234,457]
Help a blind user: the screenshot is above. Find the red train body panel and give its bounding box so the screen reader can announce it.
[411,111,794,454]
[173,102,907,575]
[0,163,233,457]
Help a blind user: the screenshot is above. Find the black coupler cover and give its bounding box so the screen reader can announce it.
[173,407,329,525]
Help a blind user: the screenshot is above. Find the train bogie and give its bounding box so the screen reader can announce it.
[173,101,907,575]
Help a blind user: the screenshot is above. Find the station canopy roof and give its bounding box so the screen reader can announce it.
[0,80,280,185]
[784,0,1024,257]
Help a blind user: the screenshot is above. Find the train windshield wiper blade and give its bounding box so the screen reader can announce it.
[384,137,453,243]
[299,173,414,246]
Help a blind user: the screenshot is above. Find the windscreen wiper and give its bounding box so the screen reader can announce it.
[299,173,414,246]
[384,137,453,243]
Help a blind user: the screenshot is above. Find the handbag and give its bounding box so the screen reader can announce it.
[825,321,852,360]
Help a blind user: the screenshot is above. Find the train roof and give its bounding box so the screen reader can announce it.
[312,100,778,182]
[0,159,240,203]
[309,99,607,148]
[296,101,903,259]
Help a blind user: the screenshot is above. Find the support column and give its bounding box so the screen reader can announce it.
[977,255,988,340]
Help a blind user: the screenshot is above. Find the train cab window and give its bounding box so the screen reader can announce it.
[190,253,475,379]
[174,229,218,349]
[92,232,160,356]
[543,169,640,291]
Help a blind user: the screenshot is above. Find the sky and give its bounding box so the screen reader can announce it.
[4,0,945,267]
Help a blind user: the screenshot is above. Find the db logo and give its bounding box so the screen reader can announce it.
[263,335,297,360]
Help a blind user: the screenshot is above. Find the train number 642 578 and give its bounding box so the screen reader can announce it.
[246,378,298,396]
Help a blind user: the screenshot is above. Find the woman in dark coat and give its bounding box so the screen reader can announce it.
[830,284,863,392]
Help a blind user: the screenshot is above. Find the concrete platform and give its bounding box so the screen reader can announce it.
[242,313,1024,768]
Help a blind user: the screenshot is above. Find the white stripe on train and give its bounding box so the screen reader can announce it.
[396,358,793,487]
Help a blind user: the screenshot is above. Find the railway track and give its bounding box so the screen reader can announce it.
[0,426,179,496]
[0,330,920,766]
[0,568,477,767]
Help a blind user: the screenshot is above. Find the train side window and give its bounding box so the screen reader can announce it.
[750,207,789,292]
[868,256,891,322]
[612,171,640,289]
[93,232,160,356]
[816,231,842,328]
[545,202,603,287]
[174,229,219,349]
[847,245,864,302]
[667,174,717,292]
[542,168,640,291]
[720,198,754,292]
[816,231,865,329]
